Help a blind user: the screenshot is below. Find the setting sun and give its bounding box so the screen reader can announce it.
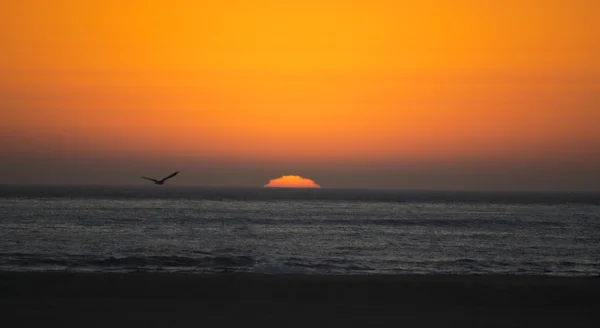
[264,175,321,188]
[1,1,600,324]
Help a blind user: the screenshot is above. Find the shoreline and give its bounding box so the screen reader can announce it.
[2,272,600,327]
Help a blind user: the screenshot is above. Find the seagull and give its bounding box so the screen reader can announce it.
[142,171,179,185]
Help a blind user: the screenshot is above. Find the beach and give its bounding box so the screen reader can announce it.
[2,272,599,327]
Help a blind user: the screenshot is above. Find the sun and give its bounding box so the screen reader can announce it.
[264,175,321,188]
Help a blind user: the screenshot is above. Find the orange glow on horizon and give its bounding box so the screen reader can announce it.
[264,176,321,188]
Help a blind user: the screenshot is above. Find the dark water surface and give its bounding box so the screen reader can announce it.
[1,185,599,275]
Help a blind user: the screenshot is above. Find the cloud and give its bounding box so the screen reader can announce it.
[264,175,321,188]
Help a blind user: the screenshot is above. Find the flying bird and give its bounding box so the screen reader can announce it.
[142,171,179,185]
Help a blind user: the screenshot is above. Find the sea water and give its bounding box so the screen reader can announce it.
[1,185,599,276]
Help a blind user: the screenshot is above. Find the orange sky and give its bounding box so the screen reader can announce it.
[1,0,599,190]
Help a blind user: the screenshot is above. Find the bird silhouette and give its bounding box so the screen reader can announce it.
[142,171,179,185]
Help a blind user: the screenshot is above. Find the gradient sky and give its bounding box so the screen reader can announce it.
[1,0,599,190]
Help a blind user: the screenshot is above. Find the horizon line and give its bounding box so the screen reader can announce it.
[0,183,599,194]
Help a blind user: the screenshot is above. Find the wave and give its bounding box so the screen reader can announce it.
[0,253,255,272]
[1,253,598,276]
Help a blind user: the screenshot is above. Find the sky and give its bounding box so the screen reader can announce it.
[1,0,599,190]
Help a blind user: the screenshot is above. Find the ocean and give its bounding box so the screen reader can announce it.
[1,185,599,276]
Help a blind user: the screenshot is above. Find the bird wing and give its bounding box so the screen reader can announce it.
[160,171,179,182]
[142,177,159,183]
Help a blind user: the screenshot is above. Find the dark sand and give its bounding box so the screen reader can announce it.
[2,272,600,327]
